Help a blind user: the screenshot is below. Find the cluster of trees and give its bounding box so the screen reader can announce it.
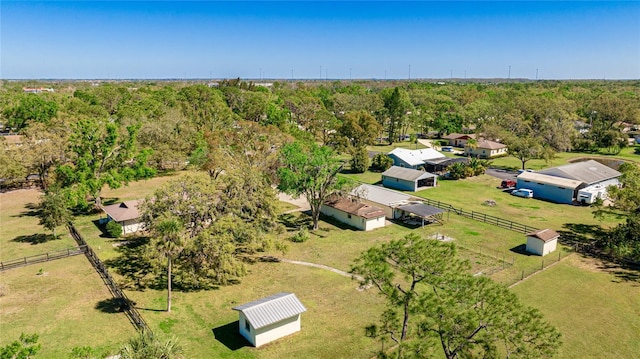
[351,234,561,359]
[446,157,491,179]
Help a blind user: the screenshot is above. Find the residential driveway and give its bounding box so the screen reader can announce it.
[277,192,310,212]
[486,167,518,180]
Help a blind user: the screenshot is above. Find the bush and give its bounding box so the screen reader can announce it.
[105,220,123,238]
[371,153,393,172]
[350,146,370,173]
[290,227,309,243]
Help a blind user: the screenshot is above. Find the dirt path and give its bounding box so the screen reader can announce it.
[277,192,310,213]
[263,256,369,290]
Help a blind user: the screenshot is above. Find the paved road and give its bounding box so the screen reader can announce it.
[486,167,518,180]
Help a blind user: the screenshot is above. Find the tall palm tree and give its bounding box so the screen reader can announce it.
[153,218,184,313]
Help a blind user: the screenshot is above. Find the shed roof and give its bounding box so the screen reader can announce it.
[442,133,476,140]
[473,139,507,150]
[102,200,142,222]
[517,172,582,189]
[526,228,560,242]
[382,166,436,182]
[537,160,621,185]
[397,203,445,218]
[324,197,386,219]
[351,184,413,206]
[232,292,306,329]
[388,148,446,166]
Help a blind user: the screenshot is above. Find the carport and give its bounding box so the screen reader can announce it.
[396,203,445,226]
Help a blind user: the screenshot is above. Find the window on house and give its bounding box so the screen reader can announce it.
[347,214,351,219]
[245,319,250,332]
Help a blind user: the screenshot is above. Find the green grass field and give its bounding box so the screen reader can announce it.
[2,162,640,358]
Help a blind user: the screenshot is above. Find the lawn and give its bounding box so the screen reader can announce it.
[0,256,135,358]
[511,254,640,359]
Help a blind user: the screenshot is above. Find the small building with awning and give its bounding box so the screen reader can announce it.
[396,203,445,226]
[382,166,437,192]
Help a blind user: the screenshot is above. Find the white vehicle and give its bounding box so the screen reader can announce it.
[511,189,533,198]
[577,186,607,204]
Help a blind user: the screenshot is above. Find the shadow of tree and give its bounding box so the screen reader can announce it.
[104,236,162,291]
[12,202,40,218]
[12,233,59,245]
[95,297,126,313]
[211,321,250,351]
[278,212,312,231]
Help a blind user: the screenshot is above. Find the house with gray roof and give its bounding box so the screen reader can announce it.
[351,183,419,219]
[387,148,446,169]
[382,166,437,191]
[232,292,306,347]
[516,160,621,204]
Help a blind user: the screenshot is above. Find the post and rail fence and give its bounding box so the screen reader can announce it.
[68,223,151,334]
[0,246,87,272]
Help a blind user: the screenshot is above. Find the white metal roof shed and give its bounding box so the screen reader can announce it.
[232,292,306,329]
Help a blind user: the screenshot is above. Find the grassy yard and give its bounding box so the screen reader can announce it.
[512,254,640,359]
[0,256,135,358]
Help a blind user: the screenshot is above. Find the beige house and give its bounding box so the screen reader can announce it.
[101,200,144,235]
[526,229,559,256]
[442,133,476,147]
[464,139,507,158]
[321,197,386,231]
[233,292,306,348]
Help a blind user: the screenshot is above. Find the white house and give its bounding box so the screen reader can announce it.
[525,229,560,256]
[232,292,307,348]
[321,197,386,231]
[387,148,447,169]
[464,139,508,158]
[101,200,144,235]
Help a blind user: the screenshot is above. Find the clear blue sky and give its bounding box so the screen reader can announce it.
[2,1,639,80]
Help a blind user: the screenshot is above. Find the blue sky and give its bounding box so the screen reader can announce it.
[2,1,639,79]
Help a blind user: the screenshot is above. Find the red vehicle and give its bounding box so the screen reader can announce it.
[501,179,516,188]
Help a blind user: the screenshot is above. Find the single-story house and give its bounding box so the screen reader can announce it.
[382,166,437,191]
[442,133,476,147]
[516,160,622,204]
[526,229,559,256]
[321,197,386,231]
[232,292,306,348]
[387,148,447,170]
[464,140,508,158]
[351,183,417,219]
[101,200,144,235]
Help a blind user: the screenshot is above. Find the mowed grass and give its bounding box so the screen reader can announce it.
[511,254,640,359]
[0,189,77,260]
[0,256,135,358]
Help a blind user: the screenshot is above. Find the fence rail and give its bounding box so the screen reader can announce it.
[420,197,539,234]
[68,223,151,334]
[0,246,87,271]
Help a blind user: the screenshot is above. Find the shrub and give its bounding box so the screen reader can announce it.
[290,227,309,243]
[105,220,123,238]
[350,146,370,173]
[371,153,393,172]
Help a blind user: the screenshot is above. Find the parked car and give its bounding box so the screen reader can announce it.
[511,188,533,198]
[442,146,454,152]
[517,169,535,174]
[501,179,516,188]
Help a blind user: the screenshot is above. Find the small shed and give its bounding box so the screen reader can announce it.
[101,200,143,235]
[232,292,307,348]
[525,229,560,256]
[321,197,386,231]
[382,166,437,192]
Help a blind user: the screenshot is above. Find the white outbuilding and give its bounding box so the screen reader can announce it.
[232,292,307,348]
[101,200,144,235]
[321,197,386,231]
[525,229,560,256]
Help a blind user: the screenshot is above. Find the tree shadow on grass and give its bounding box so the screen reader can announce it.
[95,297,126,313]
[212,321,250,351]
[12,233,59,245]
[278,212,312,231]
[104,236,161,291]
[12,203,40,218]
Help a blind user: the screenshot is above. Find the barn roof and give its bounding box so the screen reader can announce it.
[517,172,582,189]
[102,200,142,222]
[526,228,560,242]
[537,160,621,185]
[382,166,436,182]
[232,292,306,329]
[388,148,446,166]
[324,197,386,219]
[351,184,413,206]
